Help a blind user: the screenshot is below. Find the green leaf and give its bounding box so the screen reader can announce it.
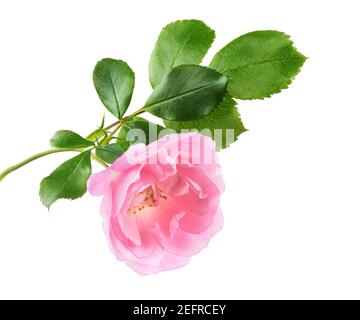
[86,127,106,142]
[39,151,92,208]
[93,58,135,118]
[149,19,215,88]
[50,130,94,148]
[117,117,165,148]
[145,65,228,121]
[164,97,246,149]
[95,144,125,164]
[209,30,306,100]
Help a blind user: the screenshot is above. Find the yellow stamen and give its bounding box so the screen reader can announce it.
[127,187,167,215]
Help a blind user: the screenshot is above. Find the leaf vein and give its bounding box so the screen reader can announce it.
[51,152,89,200]
[146,80,221,109]
[109,74,120,117]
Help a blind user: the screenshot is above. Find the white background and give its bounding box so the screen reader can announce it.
[0,0,359,299]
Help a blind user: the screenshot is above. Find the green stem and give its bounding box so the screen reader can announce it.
[0,107,147,182]
[100,108,145,145]
[86,127,106,141]
[91,153,108,168]
[128,107,146,119]
[101,123,122,145]
[104,120,121,131]
[0,148,81,182]
[104,108,145,133]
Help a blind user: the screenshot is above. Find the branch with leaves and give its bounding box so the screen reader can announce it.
[0,19,306,209]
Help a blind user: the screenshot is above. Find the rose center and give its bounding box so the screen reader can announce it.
[127,186,167,215]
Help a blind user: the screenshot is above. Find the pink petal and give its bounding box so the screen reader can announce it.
[87,169,117,196]
[157,208,223,257]
[156,174,189,197]
[91,132,225,275]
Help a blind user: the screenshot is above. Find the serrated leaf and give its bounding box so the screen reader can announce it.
[50,130,94,148]
[95,144,125,164]
[209,30,306,100]
[164,97,246,149]
[93,58,135,118]
[149,19,215,88]
[145,65,228,121]
[39,151,92,208]
[117,117,165,148]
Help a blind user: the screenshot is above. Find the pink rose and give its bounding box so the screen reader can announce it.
[88,132,224,275]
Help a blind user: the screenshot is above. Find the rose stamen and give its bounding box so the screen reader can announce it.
[128,186,167,215]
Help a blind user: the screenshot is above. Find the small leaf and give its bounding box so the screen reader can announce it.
[117,117,165,148]
[39,151,92,208]
[209,30,306,100]
[145,65,228,121]
[164,97,246,149]
[50,130,94,148]
[149,19,215,88]
[93,58,135,118]
[86,127,106,142]
[95,144,125,164]
[100,114,106,128]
